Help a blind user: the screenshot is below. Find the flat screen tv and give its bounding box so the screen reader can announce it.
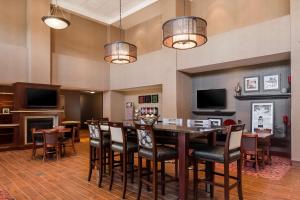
[26,88,58,108]
[197,89,226,109]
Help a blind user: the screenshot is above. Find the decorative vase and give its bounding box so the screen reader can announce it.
[235,82,242,96]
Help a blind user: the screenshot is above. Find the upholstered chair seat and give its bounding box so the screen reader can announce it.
[111,141,138,152]
[193,146,240,163]
[90,137,110,147]
[139,145,178,161]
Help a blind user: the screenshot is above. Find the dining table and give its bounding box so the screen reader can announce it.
[123,121,222,200]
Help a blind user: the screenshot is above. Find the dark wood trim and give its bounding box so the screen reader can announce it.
[234,93,291,100]
[192,111,236,116]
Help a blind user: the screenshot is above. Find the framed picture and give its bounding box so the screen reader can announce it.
[208,118,223,127]
[144,95,151,103]
[251,102,274,133]
[2,108,10,114]
[138,96,144,104]
[151,94,159,103]
[244,76,259,92]
[263,74,280,91]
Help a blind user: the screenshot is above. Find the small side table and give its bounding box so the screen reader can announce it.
[61,121,81,142]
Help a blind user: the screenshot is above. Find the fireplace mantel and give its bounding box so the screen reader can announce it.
[11,110,64,113]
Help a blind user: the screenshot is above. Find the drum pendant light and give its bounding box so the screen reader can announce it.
[162,0,207,50]
[104,0,137,64]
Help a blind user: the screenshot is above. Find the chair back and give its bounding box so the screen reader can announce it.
[99,119,110,132]
[225,124,245,152]
[43,129,59,146]
[88,123,100,139]
[242,133,258,153]
[109,122,126,144]
[135,124,155,149]
[31,128,43,144]
[162,118,183,126]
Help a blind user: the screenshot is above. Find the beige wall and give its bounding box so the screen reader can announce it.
[177,16,290,73]
[125,15,162,56]
[110,48,177,118]
[52,13,107,61]
[0,0,27,47]
[102,91,125,122]
[51,11,110,90]
[191,0,290,36]
[291,0,300,162]
[176,71,192,119]
[27,0,51,84]
[0,0,27,84]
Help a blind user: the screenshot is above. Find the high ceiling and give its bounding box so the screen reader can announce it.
[54,0,159,25]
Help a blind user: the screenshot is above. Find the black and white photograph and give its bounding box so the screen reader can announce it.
[251,102,274,133]
[263,74,280,91]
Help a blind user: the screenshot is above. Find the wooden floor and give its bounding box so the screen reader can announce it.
[0,135,300,200]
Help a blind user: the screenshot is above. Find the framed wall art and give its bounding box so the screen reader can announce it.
[138,96,144,104]
[263,74,280,91]
[251,102,274,133]
[144,95,151,103]
[244,76,259,92]
[151,94,159,103]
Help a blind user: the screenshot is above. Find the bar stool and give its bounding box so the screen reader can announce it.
[135,124,178,200]
[87,122,110,187]
[193,124,245,200]
[108,122,138,199]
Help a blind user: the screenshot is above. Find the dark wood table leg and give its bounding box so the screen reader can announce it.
[178,132,189,200]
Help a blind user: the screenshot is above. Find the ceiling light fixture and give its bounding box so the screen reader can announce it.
[162,0,207,50]
[42,0,70,30]
[104,0,137,64]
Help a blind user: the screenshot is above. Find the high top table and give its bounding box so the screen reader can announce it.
[123,121,222,200]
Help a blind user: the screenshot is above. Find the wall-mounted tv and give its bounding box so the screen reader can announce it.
[197,89,226,109]
[26,88,58,108]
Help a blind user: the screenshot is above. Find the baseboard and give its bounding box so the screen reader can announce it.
[291,160,300,167]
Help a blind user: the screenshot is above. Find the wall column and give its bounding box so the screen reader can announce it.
[290,0,300,162]
[26,0,51,84]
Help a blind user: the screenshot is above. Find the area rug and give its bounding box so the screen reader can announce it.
[216,156,291,181]
[0,188,14,200]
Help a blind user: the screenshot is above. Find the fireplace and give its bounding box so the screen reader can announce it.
[24,116,58,144]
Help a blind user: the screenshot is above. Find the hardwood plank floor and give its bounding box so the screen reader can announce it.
[0,135,299,200]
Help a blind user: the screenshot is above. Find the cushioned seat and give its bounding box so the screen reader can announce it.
[111,141,138,152]
[90,137,109,147]
[139,146,178,161]
[194,146,240,163]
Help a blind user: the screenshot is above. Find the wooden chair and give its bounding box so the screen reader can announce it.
[255,128,272,165]
[59,126,76,155]
[135,124,178,200]
[98,119,111,186]
[242,133,265,171]
[109,122,138,199]
[87,122,110,187]
[42,129,61,162]
[31,128,44,159]
[193,124,245,200]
